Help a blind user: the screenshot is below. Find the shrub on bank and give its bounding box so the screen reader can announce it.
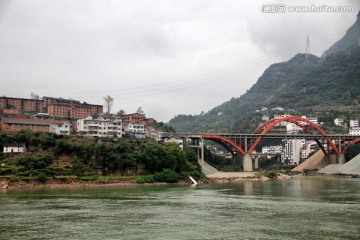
[153,169,179,183]
[37,173,46,183]
[135,175,155,184]
[264,170,278,179]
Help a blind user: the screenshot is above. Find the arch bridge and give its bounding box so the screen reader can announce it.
[176,116,360,171]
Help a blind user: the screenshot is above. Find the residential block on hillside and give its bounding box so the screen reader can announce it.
[0,96,103,119]
[77,116,122,138]
[121,113,156,126]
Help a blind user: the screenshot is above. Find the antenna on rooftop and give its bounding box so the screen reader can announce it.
[305,35,311,61]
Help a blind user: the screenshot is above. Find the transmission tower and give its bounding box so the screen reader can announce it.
[305,35,311,61]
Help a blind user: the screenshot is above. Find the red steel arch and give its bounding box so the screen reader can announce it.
[202,134,246,156]
[248,116,340,155]
[342,137,360,154]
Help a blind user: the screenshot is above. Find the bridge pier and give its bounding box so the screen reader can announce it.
[254,156,259,170]
[337,154,345,164]
[243,154,253,172]
[329,154,337,164]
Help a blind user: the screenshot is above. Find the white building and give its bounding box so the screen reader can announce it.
[3,143,27,153]
[306,116,318,125]
[271,106,284,111]
[123,123,145,138]
[349,127,360,135]
[334,118,344,127]
[284,116,318,133]
[262,115,270,121]
[262,145,283,154]
[145,127,162,141]
[274,114,291,126]
[300,141,317,159]
[286,123,303,133]
[31,113,55,120]
[164,136,184,149]
[281,139,306,165]
[77,116,122,138]
[350,120,359,128]
[50,123,71,135]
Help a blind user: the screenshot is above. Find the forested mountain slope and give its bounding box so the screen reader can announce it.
[169,13,360,133]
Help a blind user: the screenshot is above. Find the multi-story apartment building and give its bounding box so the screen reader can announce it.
[0,97,44,113]
[274,114,291,126]
[281,139,306,165]
[262,145,283,155]
[0,96,103,119]
[76,116,122,138]
[121,113,146,124]
[284,116,318,133]
[145,127,162,141]
[123,123,145,138]
[0,117,71,135]
[350,120,359,128]
[121,113,156,126]
[349,127,360,135]
[300,141,317,159]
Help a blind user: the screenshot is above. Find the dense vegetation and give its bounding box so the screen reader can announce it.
[169,15,360,134]
[0,130,203,183]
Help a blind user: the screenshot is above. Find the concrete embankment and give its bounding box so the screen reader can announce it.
[200,161,219,175]
[200,161,291,181]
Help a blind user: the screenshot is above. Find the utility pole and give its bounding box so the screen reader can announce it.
[305,35,311,61]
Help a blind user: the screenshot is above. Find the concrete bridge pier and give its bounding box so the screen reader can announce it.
[254,156,259,170]
[243,154,253,172]
[329,154,337,164]
[337,154,345,164]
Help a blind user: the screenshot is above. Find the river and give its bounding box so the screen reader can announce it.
[1,176,359,240]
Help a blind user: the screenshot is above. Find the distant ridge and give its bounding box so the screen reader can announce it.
[169,11,360,134]
[322,11,360,57]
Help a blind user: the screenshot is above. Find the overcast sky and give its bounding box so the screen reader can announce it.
[0,0,359,122]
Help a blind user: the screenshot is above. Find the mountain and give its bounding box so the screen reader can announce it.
[323,11,360,57]
[169,12,360,133]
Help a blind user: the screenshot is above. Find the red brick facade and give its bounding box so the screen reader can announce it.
[121,113,156,126]
[0,97,44,113]
[0,96,103,119]
[0,117,70,133]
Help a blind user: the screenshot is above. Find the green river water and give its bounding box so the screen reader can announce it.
[1,176,359,240]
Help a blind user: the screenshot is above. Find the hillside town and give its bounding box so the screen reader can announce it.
[0,95,181,146]
[1,96,360,166]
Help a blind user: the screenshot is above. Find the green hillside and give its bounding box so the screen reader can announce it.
[169,13,360,133]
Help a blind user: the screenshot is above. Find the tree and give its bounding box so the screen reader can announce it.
[30,92,40,100]
[116,109,126,117]
[136,107,144,115]
[104,95,114,115]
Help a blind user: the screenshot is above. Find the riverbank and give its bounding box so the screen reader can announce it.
[2,181,172,190]
[1,177,185,190]
[1,172,294,190]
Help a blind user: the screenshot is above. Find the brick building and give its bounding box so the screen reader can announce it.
[121,113,146,124]
[0,96,103,119]
[0,97,44,113]
[121,113,156,126]
[0,117,71,135]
